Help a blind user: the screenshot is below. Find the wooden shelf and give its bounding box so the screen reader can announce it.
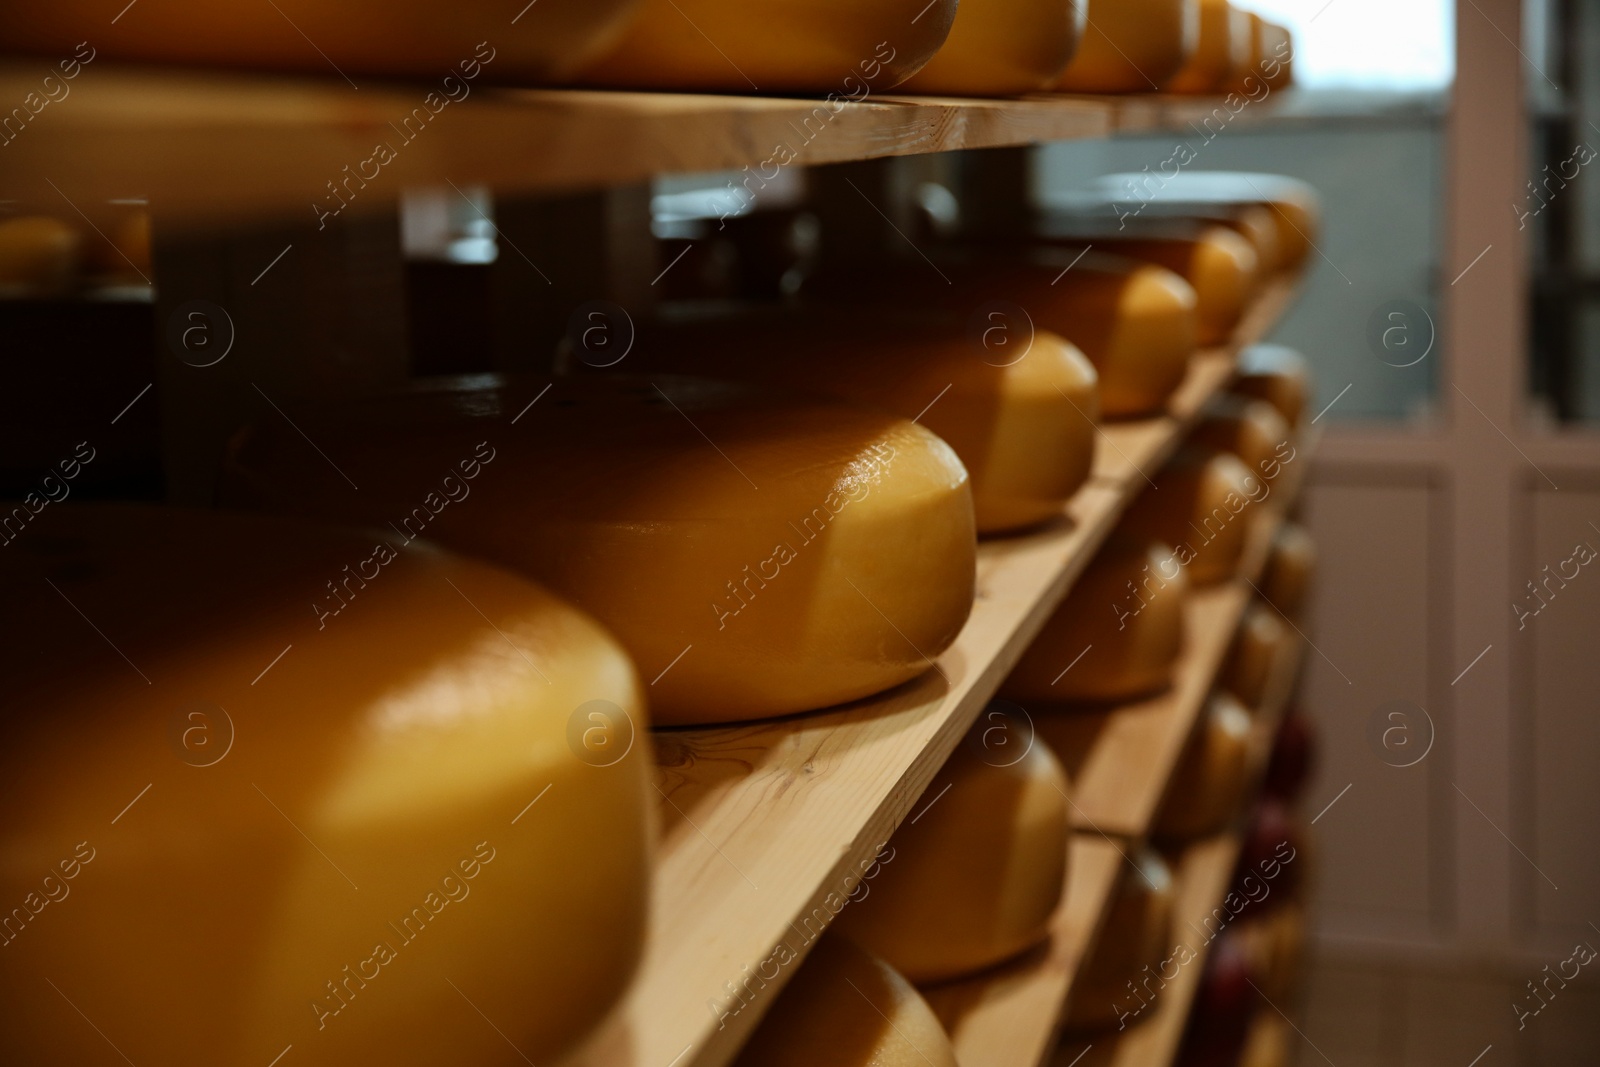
[0,61,1289,228]
[562,279,1300,1067]
[1051,832,1245,1067]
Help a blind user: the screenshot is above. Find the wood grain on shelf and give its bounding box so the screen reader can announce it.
[1051,833,1244,1067]
[921,837,1124,1067]
[0,63,1105,228]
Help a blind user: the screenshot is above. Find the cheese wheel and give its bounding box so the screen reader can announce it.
[1091,227,1258,345]
[1222,602,1289,710]
[85,206,152,285]
[1053,0,1198,92]
[1121,450,1256,586]
[1190,396,1293,473]
[0,504,650,1066]
[835,728,1071,983]
[0,216,80,296]
[574,0,957,91]
[1070,173,1321,272]
[1224,205,1285,274]
[6,1,639,80]
[1261,523,1315,616]
[1063,849,1174,1030]
[1232,344,1311,428]
[1162,0,1245,93]
[1003,538,1188,703]
[898,0,1084,96]
[222,376,976,725]
[1222,10,1264,93]
[731,937,959,1067]
[1258,21,1293,89]
[1239,1010,1293,1067]
[596,306,1099,534]
[1155,693,1252,839]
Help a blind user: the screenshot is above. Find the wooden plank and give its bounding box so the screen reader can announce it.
[1051,834,1244,1067]
[563,281,1300,1067]
[0,63,1108,230]
[921,837,1125,1067]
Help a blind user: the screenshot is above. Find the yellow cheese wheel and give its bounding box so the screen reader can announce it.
[0,216,80,295]
[1261,522,1315,617]
[835,728,1071,982]
[0,504,650,1066]
[731,937,959,1067]
[6,2,639,80]
[808,252,1199,418]
[574,0,957,91]
[1003,538,1189,703]
[222,376,976,725]
[1223,204,1285,274]
[1154,692,1252,839]
[1120,450,1256,586]
[1222,601,1289,710]
[1190,396,1293,473]
[1162,0,1244,93]
[1063,849,1175,1030]
[1092,226,1258,345]
[1258,21,1293,89]
[601,306,1099,534]
[1232,343,1311,428]
[1054,0,1198,92]
[1222,10,1264,93]
[898,0,1084,96]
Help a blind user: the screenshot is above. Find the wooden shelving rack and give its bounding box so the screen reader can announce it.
[0,57,1316,1067]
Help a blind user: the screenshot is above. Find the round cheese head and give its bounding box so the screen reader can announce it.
[1162,0,1242,93]
[1225,204,1286,274]
[1261,522,1315,617]
[898,0,1084,95]
[7,0,640,79]
[1223,602,1289,710]
[1155,693,1253,840]
[85,204,152,285]
[222,376,976,725]
[1240,1010,1293,1067]
[0,216,80,296]
[574,0,958,91]
[1054,0,1199,92]
[1097,227,1259,346]
[1256,21,1294,90]
[1003,538,1189,704]
[731,937,960,1067]
[1232,344,1311,429]
[835,726,1071,983]
[605,306,1099,534]
[1190,396,1293,474]
[1064,848,1175,1030]
[1121,450,1257,586]
[0,504,651,1066]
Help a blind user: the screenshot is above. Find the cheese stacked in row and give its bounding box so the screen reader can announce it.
[0,504,651,1066]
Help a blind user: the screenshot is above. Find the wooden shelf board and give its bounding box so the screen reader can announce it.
[0,63,1301,228]
[921,836,1125,1067]
[1051,832,1244,1067]
[564,280,1298,1067]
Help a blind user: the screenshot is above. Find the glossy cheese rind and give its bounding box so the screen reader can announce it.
[2,1,640,80]
[0,504,651,1067]
[731,937,960,1067]
[899,0,1084,96]
[1190,396,1293,473]
[1154,692,1252,839]
[1121,450,1257,586]
[1095,227,1258,346]
[1064,849,1175,1030]
[1232,343,1311,428]
[573,0,958,91]
[1162,0,1242,93]
[1223,601,1289,710]
[1054,0,1198,92]
[1003,539,1189,703]
[222,376,976,725]
[602,307,1099,534]
[835,731,1071,983]
[1261,522,1315,616]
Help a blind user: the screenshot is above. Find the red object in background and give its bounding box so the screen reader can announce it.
[1263,709,1315,802]
[1177,930,1258,1067]
[1234,800,1305,911]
